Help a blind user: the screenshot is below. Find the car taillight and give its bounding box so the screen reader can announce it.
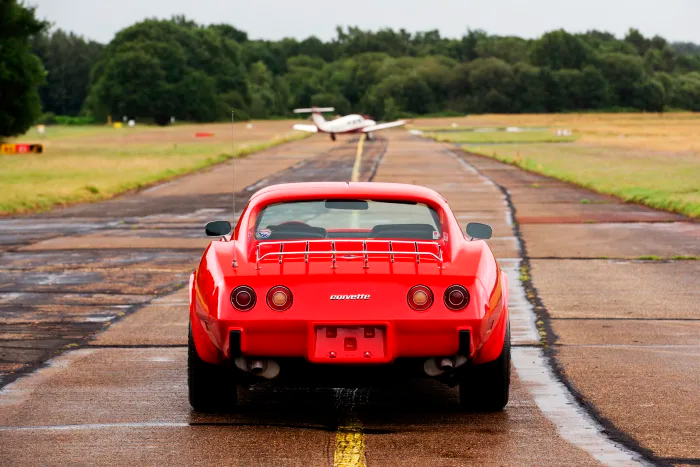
[267,285,293,311]
[444,285,470,311]
[408,285,433,311]
[231,285,256,311]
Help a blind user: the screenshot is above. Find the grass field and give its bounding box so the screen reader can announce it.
[413,113,700,218]
[1,121,307,215]
[428,129,578,144]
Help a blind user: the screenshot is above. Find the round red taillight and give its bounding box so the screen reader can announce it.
[407,285,433,311]
[444,285,470,311]
[267,285,293,311]
[231,285,256,311]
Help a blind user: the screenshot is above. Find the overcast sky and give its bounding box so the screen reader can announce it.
[30,0,700,44]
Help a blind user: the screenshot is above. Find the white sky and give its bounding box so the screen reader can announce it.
[30,0,700,44]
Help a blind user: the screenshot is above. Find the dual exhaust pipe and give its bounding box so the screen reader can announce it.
[237,355,464,379]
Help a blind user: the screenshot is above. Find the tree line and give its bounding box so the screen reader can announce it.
[2,0,700,138]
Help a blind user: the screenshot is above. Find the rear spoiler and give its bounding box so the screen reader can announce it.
[255,239,443,270]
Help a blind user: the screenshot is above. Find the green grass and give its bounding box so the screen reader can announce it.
[10,125,122,140]
[519,264,530,282]
[428,130,578,144]
[0,127,308,215]
[637,255,699,261]
[454,143,699,218]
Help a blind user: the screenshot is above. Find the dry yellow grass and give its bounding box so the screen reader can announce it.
[412,112,700,153]
[1,121,306,215]
[412,113,700,218]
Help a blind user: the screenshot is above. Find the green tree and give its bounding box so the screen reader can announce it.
[553,69,584,110]
[553,67,610,110]
[412,30,450,56]
[511,63,547,112]
[672,73,700,110]
[0,0,46,138]
[597,52,645,108]
[90,50,174,124]
[248,61,279,118]
[634,78,666,111]
[364,74,435,117]
[48,20,700,122]
[475,36,529,63]
[447,29,485,62]
[298,36,336,62]
[643,47,675,73]
[310,92,351,114]
[88,18,247,124]
[675,54,700,73]
[462,58,515,112]
[32,29,103,116]
[624,28,650,55]
[579,66,610,109]
[208,24,247,43]
[530,30,592,70]
[401,75,435,113]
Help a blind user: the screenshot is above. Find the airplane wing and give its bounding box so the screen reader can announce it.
[362,120,407,132]
[292,124,318,133]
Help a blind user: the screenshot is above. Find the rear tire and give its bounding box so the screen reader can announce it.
[459,323,511,412]
[188,324,238,412]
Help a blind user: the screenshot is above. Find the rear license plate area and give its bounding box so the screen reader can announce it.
[313,326,386,361]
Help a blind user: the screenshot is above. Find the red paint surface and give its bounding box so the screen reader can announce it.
[191,182,508,366]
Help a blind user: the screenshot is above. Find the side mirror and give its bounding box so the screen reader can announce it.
[466,222,492,240]
[205,220,231,237]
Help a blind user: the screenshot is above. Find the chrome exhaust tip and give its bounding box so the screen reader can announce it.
[234,357,281,379]
[424,356,467,377]
[250,359,265,374]
[439,357,454,371]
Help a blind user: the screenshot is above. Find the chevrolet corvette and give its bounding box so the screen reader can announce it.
[189,182,510,411]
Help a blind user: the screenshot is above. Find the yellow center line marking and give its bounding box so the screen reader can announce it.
[334,422,366,467]
[351,133,365,183]
[350,134,366,228]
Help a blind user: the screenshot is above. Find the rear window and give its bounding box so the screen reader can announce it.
[254,199,441,241]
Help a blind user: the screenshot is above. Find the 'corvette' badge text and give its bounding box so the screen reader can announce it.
[330,294,370,300]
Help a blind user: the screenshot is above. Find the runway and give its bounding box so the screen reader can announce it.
[0,131,698,466]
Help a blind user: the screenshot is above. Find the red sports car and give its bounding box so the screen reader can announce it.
[188,182,510,411]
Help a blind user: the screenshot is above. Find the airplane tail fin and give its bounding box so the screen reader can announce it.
[294,107,333,129]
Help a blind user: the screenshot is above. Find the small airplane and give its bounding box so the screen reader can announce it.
[292,107,407,141]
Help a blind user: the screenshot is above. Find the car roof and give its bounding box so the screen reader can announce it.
[248,182,447,205]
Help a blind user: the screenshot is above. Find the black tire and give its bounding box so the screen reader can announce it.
[188,324,238,412]
[459,323,511,412]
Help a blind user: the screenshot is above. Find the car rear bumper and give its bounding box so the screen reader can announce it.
[198,317,482,364]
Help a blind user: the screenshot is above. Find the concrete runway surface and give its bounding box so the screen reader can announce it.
[0,131,698,466]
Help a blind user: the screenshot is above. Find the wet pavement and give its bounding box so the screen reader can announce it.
[0,130,697,465]
[0,135,357,384]
[459,147,700,466]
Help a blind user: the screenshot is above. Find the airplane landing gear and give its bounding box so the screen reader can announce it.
[366,132,374,141]
[330,133,336,141]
